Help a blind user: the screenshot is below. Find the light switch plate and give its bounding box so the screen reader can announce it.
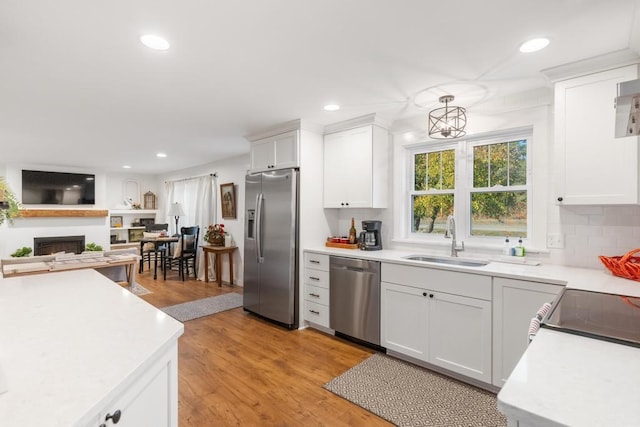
[547,233,564,249]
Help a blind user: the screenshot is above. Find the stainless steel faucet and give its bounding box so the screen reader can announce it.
[444,215,464,257]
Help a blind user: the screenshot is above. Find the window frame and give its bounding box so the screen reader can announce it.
[407,129,532,244]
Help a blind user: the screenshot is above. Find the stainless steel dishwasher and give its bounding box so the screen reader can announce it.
[330,256,381,346]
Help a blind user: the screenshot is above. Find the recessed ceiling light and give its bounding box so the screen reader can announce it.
[140,34,170,51]
[519,37,550,53]
[156,152,167,158]
[324,104,340,112]
[122,165,132,169]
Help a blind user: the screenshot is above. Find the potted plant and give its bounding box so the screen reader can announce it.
[10,246,32,257]
[204,224,225,246]
[85,242,104,252]
[0,176,21,226]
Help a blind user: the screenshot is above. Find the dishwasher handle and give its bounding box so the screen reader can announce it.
[329,256,380,274]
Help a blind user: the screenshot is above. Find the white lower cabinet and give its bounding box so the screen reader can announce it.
[303,252,330,328]
[381,281,428,360]
[381,263,492,383]
[96,343,178,427]
[492,277,562,387]
[429,291,492,382]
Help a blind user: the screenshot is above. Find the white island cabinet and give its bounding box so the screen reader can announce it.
[0,269,184,427]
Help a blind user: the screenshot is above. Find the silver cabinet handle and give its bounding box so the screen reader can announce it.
[309,310,320,315]
[309,293,320,298]
[309,276,320,281]
[309,259,320,264]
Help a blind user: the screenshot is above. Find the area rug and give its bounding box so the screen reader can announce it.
[126,283,152,296]
[324,353,506,427]
[160,293,243,322]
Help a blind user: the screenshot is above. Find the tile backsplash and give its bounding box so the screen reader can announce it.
[549,205,640,269]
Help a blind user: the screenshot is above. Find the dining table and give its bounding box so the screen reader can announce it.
[138,236,179,280]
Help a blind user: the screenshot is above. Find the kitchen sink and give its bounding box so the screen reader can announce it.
[402,255,489,267]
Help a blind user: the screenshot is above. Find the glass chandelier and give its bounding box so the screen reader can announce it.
[428,95,467,139]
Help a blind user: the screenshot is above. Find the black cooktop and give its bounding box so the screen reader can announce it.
[540,288,640,348]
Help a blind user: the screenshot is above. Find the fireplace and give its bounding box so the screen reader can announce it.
[34,236,85,256]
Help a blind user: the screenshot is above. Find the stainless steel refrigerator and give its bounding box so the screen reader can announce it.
[243,168,299,329]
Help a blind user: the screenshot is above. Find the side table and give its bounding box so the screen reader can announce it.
[201,245,237,286]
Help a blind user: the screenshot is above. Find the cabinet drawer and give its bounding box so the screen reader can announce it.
[304,252,329,271]
[304,284,329,305]
[382,263,491,301]
[303,268,329,288]
[304,300,329,327]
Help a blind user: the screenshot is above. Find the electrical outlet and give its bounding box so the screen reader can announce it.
[547,233,564,249]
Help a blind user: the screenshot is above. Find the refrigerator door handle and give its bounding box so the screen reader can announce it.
[256,192,264,263]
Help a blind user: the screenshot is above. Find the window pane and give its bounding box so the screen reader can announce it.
[441,150,455,190]
[489,143,508,186]
[471,191,527,237]
[509,140,527,185]
[426,150,455,190]
[427,152,441,190]
[414,153,426,191]
[473,145,488,187]
[412,194,454,234]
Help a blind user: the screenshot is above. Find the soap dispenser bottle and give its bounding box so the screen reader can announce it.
[503,236,511,256]
[515,237,525,257]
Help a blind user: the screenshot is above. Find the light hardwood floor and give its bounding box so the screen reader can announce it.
[135,268,392,426]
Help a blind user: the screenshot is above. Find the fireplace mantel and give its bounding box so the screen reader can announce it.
[18,209,108,218]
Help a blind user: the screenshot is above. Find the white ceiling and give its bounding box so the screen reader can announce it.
[1,0,639,174]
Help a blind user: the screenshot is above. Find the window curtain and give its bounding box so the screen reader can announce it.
[164,174,217,281]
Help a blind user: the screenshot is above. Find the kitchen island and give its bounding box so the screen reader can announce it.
[0,269,184,427]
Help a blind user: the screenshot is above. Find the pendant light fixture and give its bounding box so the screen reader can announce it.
[428,95,467,139]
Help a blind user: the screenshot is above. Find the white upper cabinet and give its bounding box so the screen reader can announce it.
[555,64,640,204]
[323,122,389,208]
[249,130,299,172]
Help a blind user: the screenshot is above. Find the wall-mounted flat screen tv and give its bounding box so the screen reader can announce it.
[22,170,95,205]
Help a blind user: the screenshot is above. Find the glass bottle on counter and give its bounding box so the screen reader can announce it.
[349,217,357,244]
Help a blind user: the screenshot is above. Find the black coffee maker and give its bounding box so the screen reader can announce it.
[359,220,382,251]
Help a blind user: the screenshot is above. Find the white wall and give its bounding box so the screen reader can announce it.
[159,154,250,285]
[0,165,163,258]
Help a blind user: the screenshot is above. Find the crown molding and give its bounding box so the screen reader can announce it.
[323,113,391,135]
[542,49,640,82]
[246,119,323,142]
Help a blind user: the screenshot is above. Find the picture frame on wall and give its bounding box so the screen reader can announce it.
[220,183,236,219]
[128,228,144,242]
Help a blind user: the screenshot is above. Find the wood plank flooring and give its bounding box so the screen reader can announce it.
[136,269,392,426]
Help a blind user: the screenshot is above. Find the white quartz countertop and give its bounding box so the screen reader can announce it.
[0,269,184,427]
[497,328,640,427]
[304,246,640,297]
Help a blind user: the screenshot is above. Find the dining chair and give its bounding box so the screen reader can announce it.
[163,225,200,281]
[141,223,169,271]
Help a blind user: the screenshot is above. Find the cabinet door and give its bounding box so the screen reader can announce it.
[98,344,177,427]
[323,129,352,207]
[492,277,562,387]
[323,126,373,208]
[381,281,428,360]
[250,138,275,172]
[273,130,298,169]
[428,292,492,383]
[555,65,639,204]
